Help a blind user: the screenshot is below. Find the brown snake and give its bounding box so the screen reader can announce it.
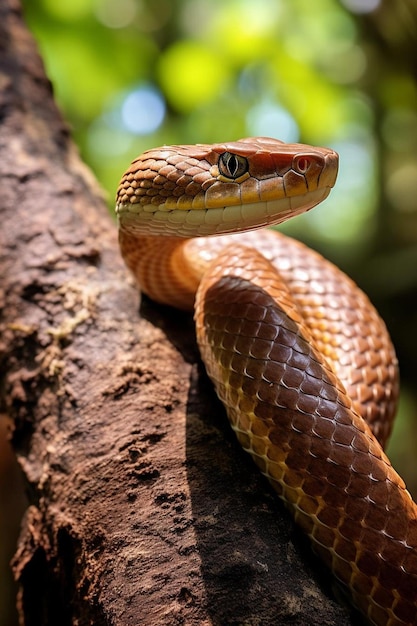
[116,137,417,625]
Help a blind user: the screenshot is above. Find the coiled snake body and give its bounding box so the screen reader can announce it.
[116,137,417,625]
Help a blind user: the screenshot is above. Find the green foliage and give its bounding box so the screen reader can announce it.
[23,0,376,243]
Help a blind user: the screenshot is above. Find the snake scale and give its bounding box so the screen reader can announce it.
[115,137,417,625]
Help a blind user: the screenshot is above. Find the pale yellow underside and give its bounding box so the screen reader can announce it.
[117,187,330,237]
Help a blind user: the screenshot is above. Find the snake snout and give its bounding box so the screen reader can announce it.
[291,148,338,192]
[322,150,339,188]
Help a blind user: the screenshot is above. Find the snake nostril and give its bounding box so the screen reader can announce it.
[294,156,311,174]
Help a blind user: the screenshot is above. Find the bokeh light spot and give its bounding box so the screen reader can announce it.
[94,0,137,28]
[121,86,166,135]
[382,108,417,152]
[340,0,380,14]
[158,40,229,112]
[387,164,417,214]
[247,102,299,143]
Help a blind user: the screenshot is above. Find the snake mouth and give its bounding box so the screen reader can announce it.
[116,186,331,238]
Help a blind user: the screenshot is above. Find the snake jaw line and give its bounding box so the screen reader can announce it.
[116,186,332,238]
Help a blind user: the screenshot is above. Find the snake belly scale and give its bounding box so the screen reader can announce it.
[116,137,417,626]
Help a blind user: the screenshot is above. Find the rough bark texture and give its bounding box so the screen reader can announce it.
[0,1,356,624]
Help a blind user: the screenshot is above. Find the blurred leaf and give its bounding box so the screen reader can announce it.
[158,40,230,112]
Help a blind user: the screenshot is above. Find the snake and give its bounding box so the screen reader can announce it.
[115,137,417,626]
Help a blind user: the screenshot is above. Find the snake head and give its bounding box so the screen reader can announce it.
[116,137,339,237]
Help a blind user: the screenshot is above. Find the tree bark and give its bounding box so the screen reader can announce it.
[0,1,355,624]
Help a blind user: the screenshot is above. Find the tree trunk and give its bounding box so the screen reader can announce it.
[0,1,354,624]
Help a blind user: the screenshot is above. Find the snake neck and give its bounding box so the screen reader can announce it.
[119,230,206,311]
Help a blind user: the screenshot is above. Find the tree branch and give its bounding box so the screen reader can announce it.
[0,1,355,623]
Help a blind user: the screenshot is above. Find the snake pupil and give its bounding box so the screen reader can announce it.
[218,152,249,179]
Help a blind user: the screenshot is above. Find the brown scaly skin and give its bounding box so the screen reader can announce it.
[116,137,337,211]
[116,138,416,625]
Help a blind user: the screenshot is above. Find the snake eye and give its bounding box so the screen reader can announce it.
[218,152,249,179]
